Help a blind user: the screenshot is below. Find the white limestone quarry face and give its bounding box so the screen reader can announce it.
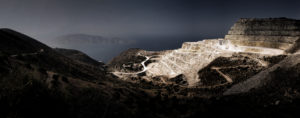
[143,18,300,86]
[145,39,286,86]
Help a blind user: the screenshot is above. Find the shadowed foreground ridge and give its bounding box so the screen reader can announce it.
[1,18,300,118]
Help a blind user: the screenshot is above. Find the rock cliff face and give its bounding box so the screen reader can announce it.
[111,18,300,86]
[225,18,300,51]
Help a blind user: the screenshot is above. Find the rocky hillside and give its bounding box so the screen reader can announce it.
[0,28,153,118]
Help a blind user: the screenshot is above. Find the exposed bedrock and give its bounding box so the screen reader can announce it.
[146,39,234,86]
[112,18,300,87]
[225,18,300,51]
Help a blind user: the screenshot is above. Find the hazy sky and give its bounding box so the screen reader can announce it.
[1,0,300,41]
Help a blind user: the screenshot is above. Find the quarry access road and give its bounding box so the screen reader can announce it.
[211,66,233,83]
[210,64,254,84]
[112,55,151,75]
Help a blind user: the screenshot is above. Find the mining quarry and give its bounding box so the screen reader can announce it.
[110,18,300,95]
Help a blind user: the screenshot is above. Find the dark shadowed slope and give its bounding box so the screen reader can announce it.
[0,28,51,54]
[54,48,105,67]
[0,28,152,118]
[0,28,107,81]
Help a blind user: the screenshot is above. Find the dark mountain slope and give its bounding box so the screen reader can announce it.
[0,28,151,118]
[0,28,51,54]
[54,48,105,67]
[0,28,107,81]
